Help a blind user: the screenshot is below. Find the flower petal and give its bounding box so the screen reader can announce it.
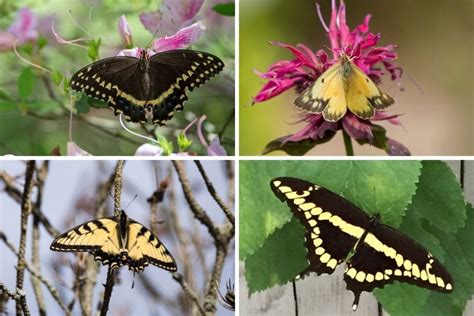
[8,7,38,43]
[134,143,163,156]
[387,138,411,156]
[207,136,227,156]
[153,21,205,52]
[118,15,133,48]
[253,77,299,103]
[342,113,373,141]
[67,141,91,156]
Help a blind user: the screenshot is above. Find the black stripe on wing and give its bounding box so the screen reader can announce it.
[270,177,371,275]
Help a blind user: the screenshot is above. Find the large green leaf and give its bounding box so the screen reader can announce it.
[17,67,36,100]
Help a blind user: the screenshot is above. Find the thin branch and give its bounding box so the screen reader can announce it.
[172,161,219,241]
[114,160,125,214]
[172,273,205,316]
[30,162,48,316]
[0,282,30,316]
[16,160,35,316]
[0,232,71,315]
[194,161,234,225]
[99,267,116,316]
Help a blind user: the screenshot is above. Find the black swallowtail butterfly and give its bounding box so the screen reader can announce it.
[70,49,224,125]
[271,177,453,311]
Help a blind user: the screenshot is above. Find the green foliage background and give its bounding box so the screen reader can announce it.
[0,0,235,155]
[240,160,473,315]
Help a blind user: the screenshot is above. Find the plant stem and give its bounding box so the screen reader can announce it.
[342,130,354,156]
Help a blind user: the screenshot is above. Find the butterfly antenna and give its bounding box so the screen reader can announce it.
[145,29,161,49]
[124,194,138,211]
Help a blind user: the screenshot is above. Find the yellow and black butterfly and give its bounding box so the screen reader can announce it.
[271,177,453,311]
[50,210,177,272]
[294,54,394,122]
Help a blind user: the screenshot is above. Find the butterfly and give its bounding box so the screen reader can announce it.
[50,209,177,272]
[270,177,453,311]
[70,49,224,125]
[294,54,394,122]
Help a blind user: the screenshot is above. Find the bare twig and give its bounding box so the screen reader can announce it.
[99,267,116,316]
[16,160,35,316]
[172,273,205,316]
[0,232,71,315]
[194,161,235,225]
[30,162,48,316]
[172,161,219,241]
[113,160,125,215]
[0,282,30,316]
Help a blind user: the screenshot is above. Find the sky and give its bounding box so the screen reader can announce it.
[0,160,235,316]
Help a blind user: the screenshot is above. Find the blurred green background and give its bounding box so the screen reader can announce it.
[0,0,234,155]
[240,0,473,156]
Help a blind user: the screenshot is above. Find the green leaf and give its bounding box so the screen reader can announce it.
[17,67,36,100]
[157,136,174,156]
[212,3,235,16]
[0,102,18,112]
[177,133,192,152]
[239,161,422,261]
[0,90,14,102]
[37,36,48,49]
[262,131,336,156]
[51,70,64,86]
[87,38,102,61]
[245,218,307,294]
[75,95,90,114]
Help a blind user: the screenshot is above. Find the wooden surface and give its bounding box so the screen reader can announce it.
[239,161,474,316]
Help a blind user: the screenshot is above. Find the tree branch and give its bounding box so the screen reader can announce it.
[0,282,30,316]
[194,161,234,225]
[172,273,205,316]
[16,160,35,316]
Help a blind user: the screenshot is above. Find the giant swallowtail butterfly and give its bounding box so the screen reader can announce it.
[270,177,453,311]
[51,209,177,272]
[70,49,224,125]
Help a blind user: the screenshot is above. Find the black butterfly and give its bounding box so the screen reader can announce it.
[70,49,224,125]
[270,177,453,311]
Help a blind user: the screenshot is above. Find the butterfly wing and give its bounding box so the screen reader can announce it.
[70,50,224,125]
[271,177,371,275]
[126,220,177,272]
[145,49,224,124]
[294,62,348,122]
[50,218,124,267]
[344,223,453,310]
[346,61,394,119]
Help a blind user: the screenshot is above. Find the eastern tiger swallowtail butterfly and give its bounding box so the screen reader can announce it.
[294,53,394,122]
[270,177,453,311]
[50,209,177,272]
[69,49,224,125]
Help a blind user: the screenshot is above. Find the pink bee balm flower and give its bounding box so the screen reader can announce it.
[254,0,409,156]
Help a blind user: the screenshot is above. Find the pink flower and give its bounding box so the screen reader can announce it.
[0,7,38,51]
[140,0,204,36]
[118,15,133,48]
[153,22,205,52]
[253,0,409,156]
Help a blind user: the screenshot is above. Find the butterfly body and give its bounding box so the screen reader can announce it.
[50,209,177,272]
[295,54,394,122]
[70,49,224,125]
[270,177,453,311]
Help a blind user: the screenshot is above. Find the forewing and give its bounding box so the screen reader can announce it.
[344,223,453,310]
[50,218,120,254]
[346,63,394,119]
[146,49,224,124]
[295,63,348,122]
[271,177,371,275]
[126,221,177,272]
